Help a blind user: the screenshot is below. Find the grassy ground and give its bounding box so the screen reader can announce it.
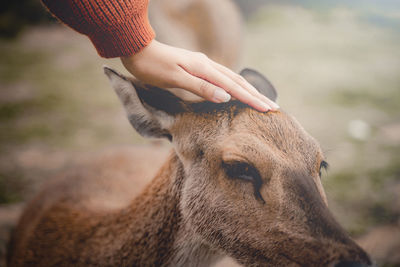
[0,4,399,266]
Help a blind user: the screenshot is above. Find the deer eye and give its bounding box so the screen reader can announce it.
[222,161,265,203]
[319,160,329,177]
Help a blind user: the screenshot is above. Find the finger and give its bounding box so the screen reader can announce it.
[258,93,280,110]
[175,68,231,103]
[210,61,280,110]
[179,64,272,112]
[210,61,259,94]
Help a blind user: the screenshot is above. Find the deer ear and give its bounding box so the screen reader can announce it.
[104,66,186,140]
[240,68,278,102]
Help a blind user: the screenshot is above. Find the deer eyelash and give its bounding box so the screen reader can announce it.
[319,160,329,177]
[320,161,329,170]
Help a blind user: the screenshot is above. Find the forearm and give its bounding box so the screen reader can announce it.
[41,0,155,58]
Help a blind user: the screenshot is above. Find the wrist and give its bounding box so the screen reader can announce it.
[121,40,162,74]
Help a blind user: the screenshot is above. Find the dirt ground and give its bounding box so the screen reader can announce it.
[1,4,400,266]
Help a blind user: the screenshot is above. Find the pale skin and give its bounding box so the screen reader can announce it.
[121,40,279,112]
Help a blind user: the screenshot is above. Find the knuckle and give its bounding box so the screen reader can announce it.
[196,58,207,67]
[196,52,208,60]
[165,69,183,87]
[168,75,180,87]
[237,74,246,82]
[194,61,208,74]
[198,80,212,97]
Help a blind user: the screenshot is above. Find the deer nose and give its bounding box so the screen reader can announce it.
[335,261,370,267]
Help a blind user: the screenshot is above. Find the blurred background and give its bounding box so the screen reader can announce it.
[0,0,399,266]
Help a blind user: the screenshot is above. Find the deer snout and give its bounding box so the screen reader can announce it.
[335,261,374,267]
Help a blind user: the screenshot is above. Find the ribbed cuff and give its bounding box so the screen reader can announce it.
[87,11,155,58]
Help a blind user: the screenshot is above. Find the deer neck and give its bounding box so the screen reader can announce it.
[102,151,222,267]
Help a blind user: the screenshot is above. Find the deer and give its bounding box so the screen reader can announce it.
[7,66,372,267]
[148,0,243,102]
[149,0,243,70]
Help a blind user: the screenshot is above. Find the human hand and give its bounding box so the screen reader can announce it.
[120,40,279,112]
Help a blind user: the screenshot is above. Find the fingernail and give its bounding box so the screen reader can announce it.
[271,102,280,110]
[213,88,231,103]
[255,99,270,112]
[261,95,279,110]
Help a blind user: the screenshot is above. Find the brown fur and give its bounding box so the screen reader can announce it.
[7,68,371,267]
[149,0,242,69]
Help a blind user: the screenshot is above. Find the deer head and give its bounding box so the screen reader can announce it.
[104,67,371,267]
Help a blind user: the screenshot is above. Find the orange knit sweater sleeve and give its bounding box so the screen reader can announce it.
[42,0,155,58]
